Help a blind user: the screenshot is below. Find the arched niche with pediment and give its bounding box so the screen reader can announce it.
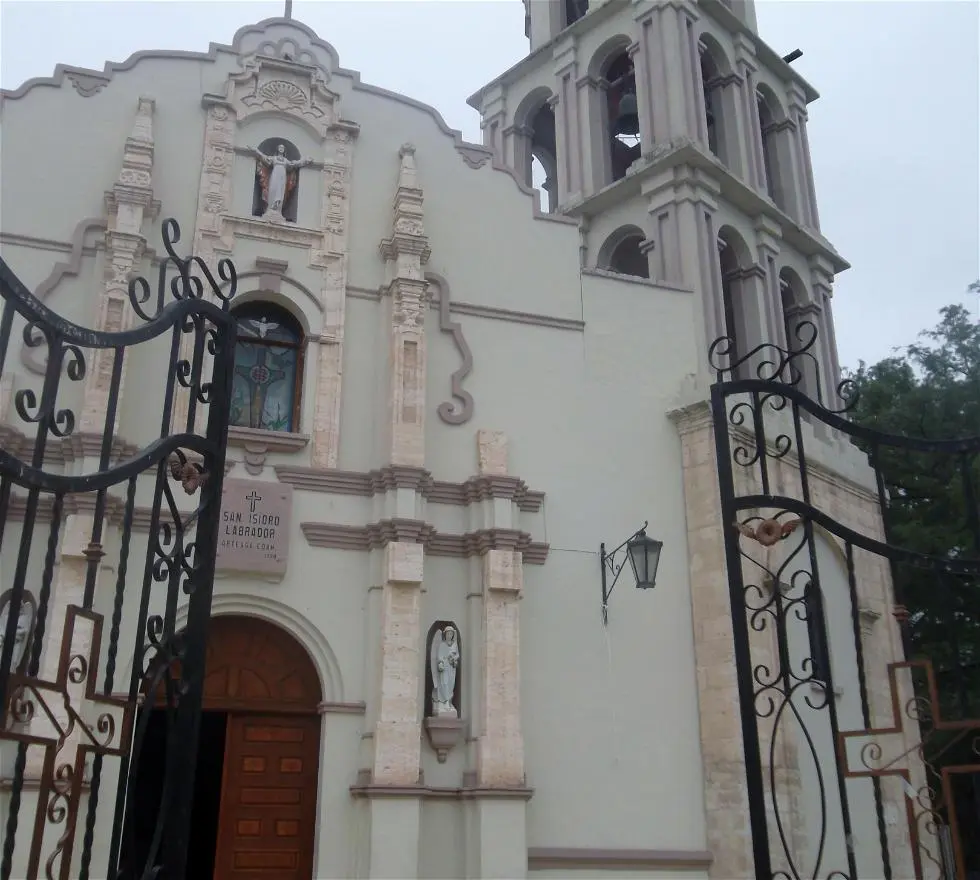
[231,119,321,226]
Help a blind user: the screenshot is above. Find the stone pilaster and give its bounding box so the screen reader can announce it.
[474,431,525,786]
[80,96,156,436]
[504,123,534,186]
[553,39,582,204]
[734,34,764,190]
[808,254,841,399]
[478,83,507,159]
[788,82,820,230]
[367,541,424,879]
[380,144,430,468]
[754,214,784,350]
[639,1,700,144]
[669,400,756,879]
[371,542,424,784]
[627,41,655,151]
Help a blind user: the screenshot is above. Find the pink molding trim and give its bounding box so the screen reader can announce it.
[349,781,534,801]
[526,847,712,871]
[317,700,366,715]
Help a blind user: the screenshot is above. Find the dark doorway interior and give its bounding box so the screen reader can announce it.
[128,709,229,880]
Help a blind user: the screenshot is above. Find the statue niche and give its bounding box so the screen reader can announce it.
[248,137,314,224]
[423,621,464,763]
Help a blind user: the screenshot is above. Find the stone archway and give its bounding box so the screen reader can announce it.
[132,615,323,880]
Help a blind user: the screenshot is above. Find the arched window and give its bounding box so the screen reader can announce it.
[564,0,588,28]
[719,237,741,357]
[756,87,787,210]
[598,226,649,279]
[716,226,761,379]
[251,137,303,223]
[230,302,305,433]
[514,90,558,212]
[779,267,819,397]
[529,102,558,212]
[604,50,641,182]
[698,37,737,170]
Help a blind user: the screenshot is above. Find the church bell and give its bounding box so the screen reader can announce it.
[613,91,640,137]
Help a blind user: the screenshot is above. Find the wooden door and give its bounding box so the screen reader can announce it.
[212,713,321,879]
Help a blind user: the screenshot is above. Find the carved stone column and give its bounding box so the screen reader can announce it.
[364,145,432,879]
[80,96,157,437]
[380,144,430,468]
[311,122,359,469]
[176,96,238,435]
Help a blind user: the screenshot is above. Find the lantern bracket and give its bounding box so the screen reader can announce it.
[600,521,655,626]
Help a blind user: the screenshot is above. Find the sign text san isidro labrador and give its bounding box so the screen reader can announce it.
[216,479,293,576]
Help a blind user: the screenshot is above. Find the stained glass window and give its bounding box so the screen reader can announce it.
[230,302,304,433]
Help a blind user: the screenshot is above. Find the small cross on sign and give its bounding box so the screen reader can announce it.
[245,490,263,513]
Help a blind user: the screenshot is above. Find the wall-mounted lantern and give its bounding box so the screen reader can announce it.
[600,521,663,625]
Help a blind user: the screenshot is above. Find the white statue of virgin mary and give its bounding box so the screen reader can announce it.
[429,625,460,718]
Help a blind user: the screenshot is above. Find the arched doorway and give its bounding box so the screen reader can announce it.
[129,615,322,880]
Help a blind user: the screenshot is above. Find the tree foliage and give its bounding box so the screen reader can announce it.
[844,303,980,710]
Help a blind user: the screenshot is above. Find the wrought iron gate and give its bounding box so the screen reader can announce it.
[710,322,980,880]
[0,219,237,880]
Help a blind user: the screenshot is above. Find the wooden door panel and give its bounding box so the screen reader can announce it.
[213,714,321,879]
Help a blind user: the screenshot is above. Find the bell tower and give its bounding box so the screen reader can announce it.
[470,0,846,391]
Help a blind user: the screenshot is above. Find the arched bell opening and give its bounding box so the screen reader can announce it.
[598,225,650,279]
[529,102,558,212]
[605,50,641,182]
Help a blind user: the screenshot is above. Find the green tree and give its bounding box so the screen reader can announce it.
[844,302,980,711]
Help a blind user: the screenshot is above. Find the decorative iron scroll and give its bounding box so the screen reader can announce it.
[708,318,859,414]
[709,317,980,880]
[0,219,237,880]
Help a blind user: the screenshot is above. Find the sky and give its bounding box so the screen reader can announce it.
[0,0,977,371]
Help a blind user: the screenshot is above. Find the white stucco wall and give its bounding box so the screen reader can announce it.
[0,15,713,880]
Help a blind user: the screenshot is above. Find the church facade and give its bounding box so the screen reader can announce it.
[0,2,918,878]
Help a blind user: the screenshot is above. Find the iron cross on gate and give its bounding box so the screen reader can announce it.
[838,658,980,880]
[1,605,134,880]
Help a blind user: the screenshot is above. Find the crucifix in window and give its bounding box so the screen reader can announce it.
[230,305,304,433]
